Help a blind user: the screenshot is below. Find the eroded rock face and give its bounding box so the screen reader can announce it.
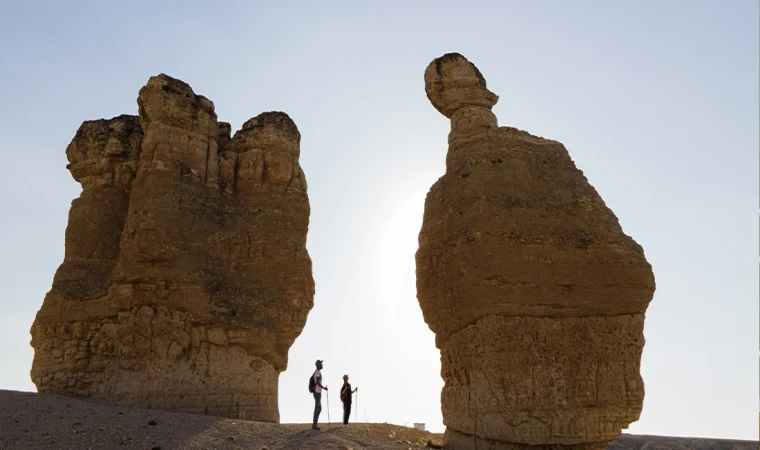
[30,74,314,422]
[415,54,656,449]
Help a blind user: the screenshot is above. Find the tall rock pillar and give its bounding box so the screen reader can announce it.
[31,74,314,422]
[415,53,656,449]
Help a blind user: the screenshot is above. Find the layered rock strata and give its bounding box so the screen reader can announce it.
[30,74,314,422]
[415,53,656,449]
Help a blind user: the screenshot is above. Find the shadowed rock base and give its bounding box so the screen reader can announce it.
[32,316,279,420]
[441,315,645,447]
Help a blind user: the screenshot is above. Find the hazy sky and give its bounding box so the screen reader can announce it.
[0,0,757,441]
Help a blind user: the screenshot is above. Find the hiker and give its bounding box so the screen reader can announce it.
[340,374,358,427]
[311,359,328,430]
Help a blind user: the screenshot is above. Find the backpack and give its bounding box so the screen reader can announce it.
[308,370,316,393]
[340,383,352,403]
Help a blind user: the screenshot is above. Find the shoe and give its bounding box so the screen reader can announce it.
[312,425,320,430]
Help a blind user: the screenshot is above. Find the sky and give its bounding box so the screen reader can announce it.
[0,0,757,441]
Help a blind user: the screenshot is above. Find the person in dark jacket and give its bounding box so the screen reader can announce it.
[340,374,358,427]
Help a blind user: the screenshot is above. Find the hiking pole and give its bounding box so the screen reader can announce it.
[355,390,359,422]
[326,389,331,429]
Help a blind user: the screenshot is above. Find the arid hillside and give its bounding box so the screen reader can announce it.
[0,391,756,450]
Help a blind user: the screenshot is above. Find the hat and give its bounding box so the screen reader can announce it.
[315,359,323,365]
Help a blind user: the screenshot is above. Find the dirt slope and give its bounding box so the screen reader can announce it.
[0,391,755,450]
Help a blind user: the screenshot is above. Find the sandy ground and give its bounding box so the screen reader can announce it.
[0,390,756,450]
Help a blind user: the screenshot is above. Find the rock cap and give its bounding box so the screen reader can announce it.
[137,73,217,135]
[230,111,301,156]
[424,53,498,118]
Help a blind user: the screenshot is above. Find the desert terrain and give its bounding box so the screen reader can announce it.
[0,391,756,450]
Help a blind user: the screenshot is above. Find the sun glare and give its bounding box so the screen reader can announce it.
[371,183,429,322]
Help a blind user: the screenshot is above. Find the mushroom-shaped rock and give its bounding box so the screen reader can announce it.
[30,74,314,423]
[415,53,656,449]
[424,52,498,118]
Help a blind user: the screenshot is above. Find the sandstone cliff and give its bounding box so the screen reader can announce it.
[30,74,314,422]
[415,53,656,449]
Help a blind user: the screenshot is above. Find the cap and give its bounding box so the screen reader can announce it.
[315,359,323,365]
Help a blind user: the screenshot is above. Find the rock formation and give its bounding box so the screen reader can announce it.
[30,74,314,422]
[415,53,656,449]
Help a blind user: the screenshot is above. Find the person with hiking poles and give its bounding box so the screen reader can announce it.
[310,359,328,430]
[340,374,358,427]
